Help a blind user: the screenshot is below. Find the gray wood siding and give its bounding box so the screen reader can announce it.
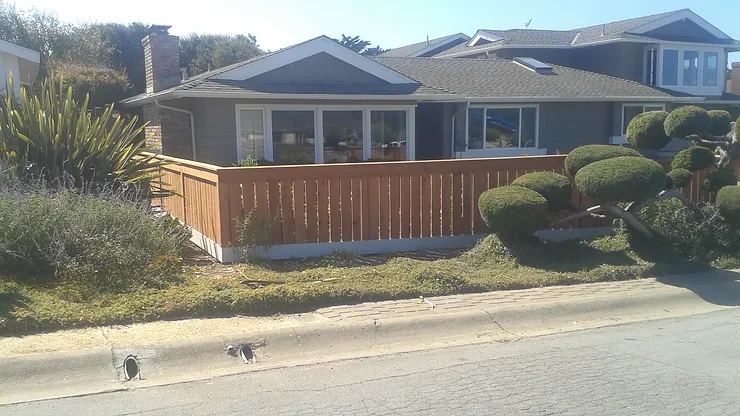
[250,52,388,85]
[538,102,614,153]
[569,43,645,82]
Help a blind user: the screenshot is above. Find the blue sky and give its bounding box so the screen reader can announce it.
[16,0,740,64]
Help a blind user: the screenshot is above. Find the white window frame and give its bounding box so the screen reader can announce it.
[656,43,725,95]
[620,103,666,137]
[460,104,542,158]
[235,104,416,164]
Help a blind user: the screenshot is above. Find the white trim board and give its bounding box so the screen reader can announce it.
[187,227,614,262]
[213,36,417,84]
[467,30,503,47]
[0,39,39,63]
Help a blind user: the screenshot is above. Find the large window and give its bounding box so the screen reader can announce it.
[662,49,679,86]
[323,111,363,163]
[272,110,315,165]
[236,106,413,164]
[371,110,407,161]
[682,50,699,87]
[660,47,722,89]
[703,51,719,87]
[466,106,538,151]
[622,104,665,136]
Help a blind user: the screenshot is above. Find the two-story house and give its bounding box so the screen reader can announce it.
[121,10,740,166]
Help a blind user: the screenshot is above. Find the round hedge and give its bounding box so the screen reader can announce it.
[574,156,666,202]
[671,146,716,171]
[667,168,693,188]
[716,185,740,226]
[564,145,642,178]
[664,174,674,190]
[478,186,548,236]
[702,168,737,193]
[626,110,670,150]
[664,106,710,138]
[511,171,572,212]
[707,110,732,136]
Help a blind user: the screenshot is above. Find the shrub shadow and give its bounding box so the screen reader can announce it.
[501,236,637,272]
[0,291,29,318]
[657,269,740,306]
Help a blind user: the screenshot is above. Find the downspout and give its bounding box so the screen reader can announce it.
[450,101,470,158]
[155,99,197,161]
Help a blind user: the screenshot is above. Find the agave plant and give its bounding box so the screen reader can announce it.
[0,74,167,194]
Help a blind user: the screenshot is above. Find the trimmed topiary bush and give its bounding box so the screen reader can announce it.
[667,168,693,188]
[511,171,572,212]
[702,168,737,193]
[478,186,548,237]
[716,185,740,225]
[564,144,641,178]
[664,106,711,138]
[707,110,732,136]
[626,111,670,150]
[664,174,674,190]
[574,156,666,202]
[671,146,716,171]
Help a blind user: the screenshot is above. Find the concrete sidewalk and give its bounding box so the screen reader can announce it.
[1,270,739,405]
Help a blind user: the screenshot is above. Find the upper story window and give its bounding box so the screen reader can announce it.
[662,49,679,86]
[703,52,719,87]
[660,46,723,91]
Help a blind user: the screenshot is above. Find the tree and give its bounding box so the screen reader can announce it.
[51,62,130,109]
[180,33,261,76]
[336,34,387,55]
[95,22,149,94]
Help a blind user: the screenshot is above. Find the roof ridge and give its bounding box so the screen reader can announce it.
[574,8,687,32]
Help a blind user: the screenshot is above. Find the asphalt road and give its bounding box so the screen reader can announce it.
[5,309,740,416]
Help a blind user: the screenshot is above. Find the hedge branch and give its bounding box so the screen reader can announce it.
[601,203,653,238]
[549,205,605,226]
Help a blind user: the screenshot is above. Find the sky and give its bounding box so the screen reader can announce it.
[11,0,740,64]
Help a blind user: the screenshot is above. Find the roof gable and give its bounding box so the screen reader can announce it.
[379,33,470,57]
[213,36,417,84]
[249,52,388,85]
[628,9,731,40]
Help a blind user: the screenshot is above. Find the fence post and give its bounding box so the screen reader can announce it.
[216,173,231,247]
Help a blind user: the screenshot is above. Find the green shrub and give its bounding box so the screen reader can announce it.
[0,75,163,192]
[664,106,710,137]
[478,186,548,237]
[626,111,670,150]
[702,168,737,193]
[574,156,665,202]
[664,174,674,190]
[707,110,732,136]
[671,146,716,171]
[564,145,641,178]
[52,63,131,109]
[511,171,572,212]
[716,185,740,225]
[667,168,693,188]
[637,198,736,260]
[0,181,190,292]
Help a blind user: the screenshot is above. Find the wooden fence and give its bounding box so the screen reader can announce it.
[153,154,717,261]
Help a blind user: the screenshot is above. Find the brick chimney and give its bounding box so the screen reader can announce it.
[142,25,180,93]
[732,62,740,95]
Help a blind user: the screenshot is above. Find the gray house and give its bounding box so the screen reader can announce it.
[121,10,740,167]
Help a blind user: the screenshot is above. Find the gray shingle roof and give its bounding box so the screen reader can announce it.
[379,33,469,57]
[371,56,675,100]
[435,9,691,57]
[177,79,448,96]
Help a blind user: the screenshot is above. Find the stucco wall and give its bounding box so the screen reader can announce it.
[0,52,21,96]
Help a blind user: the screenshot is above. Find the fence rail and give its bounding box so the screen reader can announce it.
[153,153,717,260]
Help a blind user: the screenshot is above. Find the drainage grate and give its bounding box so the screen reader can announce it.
[123,354,140,381]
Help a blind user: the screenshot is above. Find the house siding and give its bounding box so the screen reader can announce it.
[250,52,389,85]
[162,98,418,166]
[569,43,645,82]
[492,48,576,67]
[538,102,614,153]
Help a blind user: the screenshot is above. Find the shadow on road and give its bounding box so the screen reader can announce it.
[657,269,740,306]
